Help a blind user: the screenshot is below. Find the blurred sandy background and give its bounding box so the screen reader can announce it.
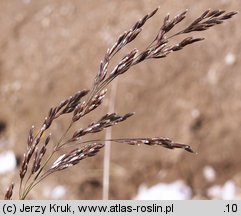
[0,0,240,199]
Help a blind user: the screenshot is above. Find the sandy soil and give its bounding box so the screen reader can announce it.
[0,0,240,199]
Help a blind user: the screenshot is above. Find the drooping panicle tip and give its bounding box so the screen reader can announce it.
[185,146,197,154]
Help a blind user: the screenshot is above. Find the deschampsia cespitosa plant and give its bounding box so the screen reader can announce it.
[4,7,237,200]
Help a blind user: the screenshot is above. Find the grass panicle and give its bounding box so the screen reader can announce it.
[3,7,236,200]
